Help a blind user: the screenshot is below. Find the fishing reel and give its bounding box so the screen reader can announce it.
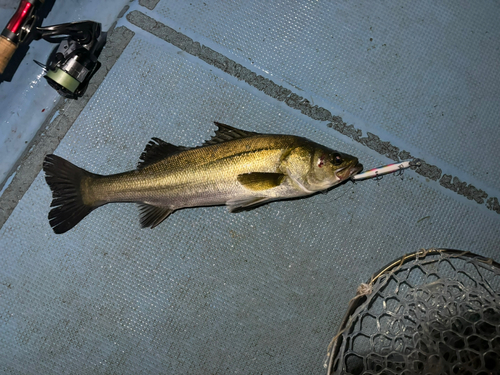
[35,21,107,99]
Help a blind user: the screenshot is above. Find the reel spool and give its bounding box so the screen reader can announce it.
[35,21,107,99]
[326,249,500,375]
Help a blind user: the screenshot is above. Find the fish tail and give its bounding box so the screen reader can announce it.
[43,154,101,234]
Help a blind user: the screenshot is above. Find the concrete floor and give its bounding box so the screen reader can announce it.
[1,1,499,374]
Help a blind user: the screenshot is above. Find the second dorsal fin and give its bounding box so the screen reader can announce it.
[138,138,191,169]
[202,122,260,146]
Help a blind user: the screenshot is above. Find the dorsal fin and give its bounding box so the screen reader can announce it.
[202,122,260,146]
[138,138,191,169]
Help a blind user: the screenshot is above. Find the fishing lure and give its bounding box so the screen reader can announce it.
[351,159,421,181]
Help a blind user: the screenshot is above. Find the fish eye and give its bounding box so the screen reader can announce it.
[332,153,343,165]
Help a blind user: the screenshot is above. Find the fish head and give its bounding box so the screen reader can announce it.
[303,146,363,191]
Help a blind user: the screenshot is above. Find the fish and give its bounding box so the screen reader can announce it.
[43,122,363,234]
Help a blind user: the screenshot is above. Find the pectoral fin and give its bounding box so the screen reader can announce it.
[237,173,286,191]
[138,203,174,228]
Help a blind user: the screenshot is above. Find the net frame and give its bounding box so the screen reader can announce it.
[326,248,500,375]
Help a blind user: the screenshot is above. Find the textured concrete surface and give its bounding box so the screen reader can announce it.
[0,26,135,228]
[126,8,498,214]
[0,0,132,185]
[1,1,499,374]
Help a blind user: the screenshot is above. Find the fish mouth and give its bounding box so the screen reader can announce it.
[337,163,363,181]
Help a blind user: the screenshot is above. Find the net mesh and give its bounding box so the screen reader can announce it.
[327,249,500,375]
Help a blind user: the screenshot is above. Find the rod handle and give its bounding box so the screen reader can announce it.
[0,36,18,74]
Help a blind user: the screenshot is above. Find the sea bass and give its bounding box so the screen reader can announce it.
[43,123,362,234]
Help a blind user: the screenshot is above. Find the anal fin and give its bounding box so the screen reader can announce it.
[138,203,174,228]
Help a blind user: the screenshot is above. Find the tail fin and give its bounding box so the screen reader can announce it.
[43,154,99,234]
